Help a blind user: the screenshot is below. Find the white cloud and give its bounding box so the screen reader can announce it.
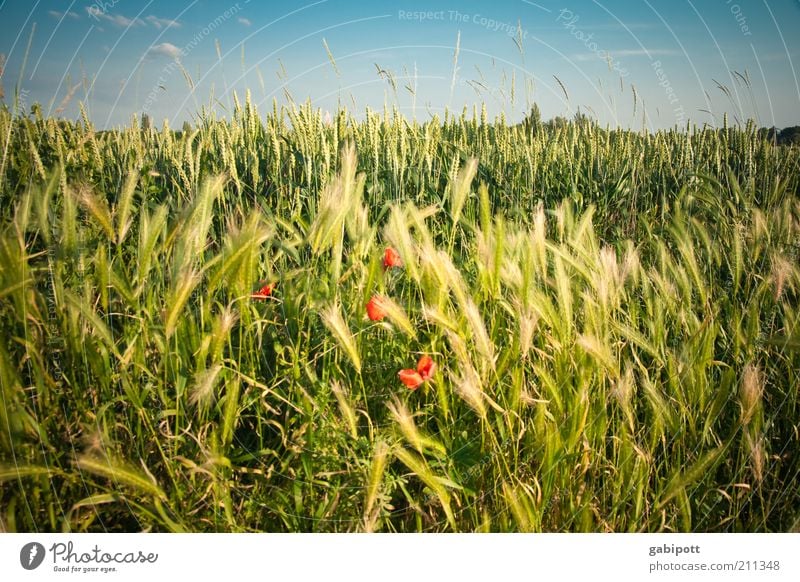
[86,7,144,27]
[111,14,141,26]
[146,15,181,29]
[613,49,679,58]
[238,17,252,27]
[571,49,679,62]
[756,52,795,62]
[85,7,182,29]
[49,10,80,20]
[149,43,182,60]
[85,9,180,29]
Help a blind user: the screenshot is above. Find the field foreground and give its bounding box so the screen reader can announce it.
[1,103,799,532]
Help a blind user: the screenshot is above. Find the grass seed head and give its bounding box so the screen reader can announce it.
[740,364,764,426]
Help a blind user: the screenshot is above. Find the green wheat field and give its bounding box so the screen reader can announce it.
[1,97,798,532]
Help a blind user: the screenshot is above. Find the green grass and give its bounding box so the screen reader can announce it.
[0,99,799,532]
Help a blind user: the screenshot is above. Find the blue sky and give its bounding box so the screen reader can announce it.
[1,0,799,129]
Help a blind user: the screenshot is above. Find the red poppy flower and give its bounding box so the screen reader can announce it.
[398,369,424,390]
[398,355,436,391]
[366,295,386,321]
[251,282,275,300]
[383,247,402,270]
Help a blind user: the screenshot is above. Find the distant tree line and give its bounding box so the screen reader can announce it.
[759,125,800,145]
[4,102,799,146]
[521,105,800,145]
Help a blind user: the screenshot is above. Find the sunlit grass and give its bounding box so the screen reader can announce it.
[0,101,799,532]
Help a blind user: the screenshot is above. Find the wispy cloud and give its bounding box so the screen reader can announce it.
[571,49,679,62]
[537,21,658,32]
[148,43,182,60]
[87,7,144,27]
[615,49,679,57]
[238,17,252,27]
[86,7,181,29]
[49,10,81,20]
[146,15,181,29]
[579,21,658,31]
[755,52,796,62]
